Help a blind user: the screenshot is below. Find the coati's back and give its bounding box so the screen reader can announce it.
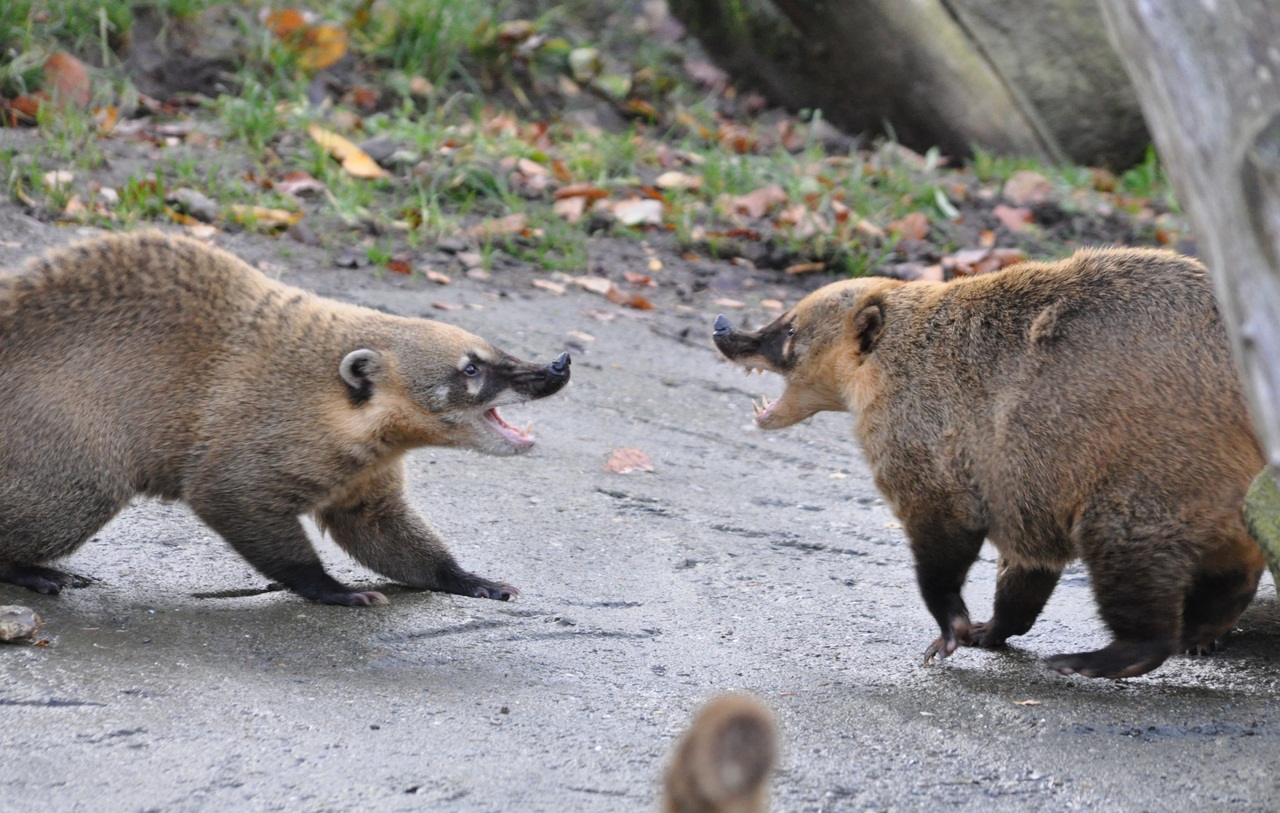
[0,232,284,493]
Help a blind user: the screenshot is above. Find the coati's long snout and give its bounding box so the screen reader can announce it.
[712,314,791,374]
[519,351,572,400]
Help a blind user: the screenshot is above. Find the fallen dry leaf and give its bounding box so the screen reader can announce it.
[570,276,615,296]
[553,196,587,223]
[654,171,702,191]
[276,170,328,197]
[992,203,1034,233]
[612,198,664,227]
[468,213,529,240]
[604,447,654,474]
[386,258,413,275]
[43,52,91,108]
[296,23,348,70]
[1013,699,1042,706]
[888,212,929,241]
[606,288,655,310]
[532,279,567,295]
[785,261,826,275]
[729,184,787,219]
[425,269,451,285]
[623,271,655,286]
[554,183,609,201]
[227,205,303,230]
[265,8,308,38]
[307,124,390,179]
[1003,170,1053,206]
[432,301,464,311]
[713,297,745,309]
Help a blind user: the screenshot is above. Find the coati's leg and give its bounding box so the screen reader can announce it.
[967,559,1063,648]
[316,463,517,601]
[188,495,387,607]
[1181,534,1264,653]
[0,462,130,594]
[910,517,987,663]
[1045,530,1191,678]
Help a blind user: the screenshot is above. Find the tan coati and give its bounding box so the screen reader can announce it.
[0,231,570,607]
[663,695,777,813]
[714,248,1266,679]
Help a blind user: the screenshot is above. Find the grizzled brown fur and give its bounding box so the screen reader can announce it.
[714,248,1265,678]
[663,695,777,813]
[0,231,569,607]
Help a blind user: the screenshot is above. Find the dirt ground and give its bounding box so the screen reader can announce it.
[1,202,1280,813]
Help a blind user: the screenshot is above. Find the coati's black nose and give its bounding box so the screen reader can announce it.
[713,314,732,336]
[549,352,571,377]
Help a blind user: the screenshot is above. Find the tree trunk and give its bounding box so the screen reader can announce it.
[1099,1,1280,469]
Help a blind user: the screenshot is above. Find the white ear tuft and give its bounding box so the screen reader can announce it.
[340,348,381,389]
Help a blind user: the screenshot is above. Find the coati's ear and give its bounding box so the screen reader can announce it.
[339,349,382,401]
[847,298,885,355]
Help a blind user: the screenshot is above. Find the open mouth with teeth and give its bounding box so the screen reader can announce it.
[483,407,535,450]
[742,365,781,426]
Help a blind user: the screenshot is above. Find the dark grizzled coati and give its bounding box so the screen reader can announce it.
[0,231,570,607]
[663,695,777,813]
[714,248,1265,678]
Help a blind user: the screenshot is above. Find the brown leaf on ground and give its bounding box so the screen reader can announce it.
[43,52,91,108]
[554,182,609,201]
[978,229,996,248]
[728,184,787,219]
[654,171,702,191]
[296,23,348,70]
[623,271,655,286]
[606,288,655,310]
[468,213,529,240]
[265,8,308,38]
[1090,167,1117,193]
[853,218,885,239]
[307,124,390,179]
[276,171,328,197]
[992,203,1034,233]
[553,196,587,223]
[386,259,413,275]
[612,198,664,227]
[888,211,929,240]
[227,205,303,230]
[785,261,825,275]
[604,447,654,474]
[1002,170,1053,206]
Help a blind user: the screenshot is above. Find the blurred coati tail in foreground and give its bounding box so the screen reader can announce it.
[664,695,778,813]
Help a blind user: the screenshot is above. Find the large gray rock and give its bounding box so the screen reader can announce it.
[669,0,1150,168]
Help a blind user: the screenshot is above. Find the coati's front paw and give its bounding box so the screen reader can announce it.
[922,617,973,664]
[436,568,519,601]
[314,589,389,607]
[1046,641,1170,679]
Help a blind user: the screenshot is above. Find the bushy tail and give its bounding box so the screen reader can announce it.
[663,695,777,813]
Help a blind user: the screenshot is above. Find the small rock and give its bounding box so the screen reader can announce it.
[357,137,398,165]
[167,188,220,223]
[0,605,41,642]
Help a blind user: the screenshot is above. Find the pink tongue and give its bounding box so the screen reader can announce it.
[487,408,532,444]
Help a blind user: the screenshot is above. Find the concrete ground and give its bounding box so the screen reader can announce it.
[2,219,1279,812]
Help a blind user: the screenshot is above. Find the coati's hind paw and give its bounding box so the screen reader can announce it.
[1046,641,1170,679]
[0,563,86,595]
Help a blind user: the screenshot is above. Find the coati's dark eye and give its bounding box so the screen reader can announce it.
[463,363,479,377]
[787,325,796,337]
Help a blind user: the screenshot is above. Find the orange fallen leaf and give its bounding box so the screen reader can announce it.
[553,196,587,223]
[554,183,609,201]
[785,261,826,275]
[888,212,929,240]
[1002,170,1053,206]
[729,184,787,219]
[296,23,348,70]
[43,52,90,108]
[386,259,413,275]
[623,271,655,286]
[265,8,308,38]
[468,213,529,240]
[992,203,1033,233]
[227,205,303,230]
[307,123,390,179]
[606,288,655,310]
[605,447,654,474]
